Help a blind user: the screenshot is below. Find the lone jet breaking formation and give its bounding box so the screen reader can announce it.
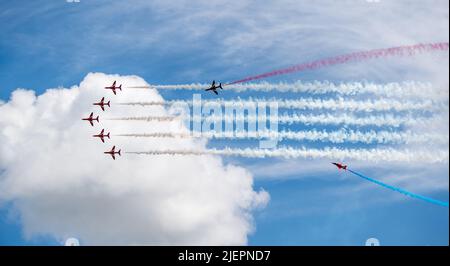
[93,129,110,143]
[205,80,223,95]
[82,112,99,126]
[105,81,122,95]
[332,162,347,170]
[104,146,121,160]
[93,97,110,111]
[330,162,448,207]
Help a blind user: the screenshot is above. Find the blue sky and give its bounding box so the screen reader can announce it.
[0,0,448,245]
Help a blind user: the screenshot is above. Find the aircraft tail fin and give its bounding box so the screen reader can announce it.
[107,101,111,107]
[96,116,99,122]
[219,83,223,89]
[119,84,122,90]
[106,133,110,139]
[118,150,121,156]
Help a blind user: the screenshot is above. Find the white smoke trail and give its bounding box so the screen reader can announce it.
[277,113,427,127]
[106,116,178,122]
[117,129,448,144]
[125,147,449,163]
[117,133,191,138]
[119,97,440,112]
[109,113,429,127]
[127,81,447,99]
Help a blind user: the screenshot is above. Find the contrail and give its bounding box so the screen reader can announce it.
[109,113,430,127]
[119,97,439,112]
[227,42,449,84]
[347,169,448,207]
[117,129,448,144]
[125,147,449,163]
[128,81,444,99]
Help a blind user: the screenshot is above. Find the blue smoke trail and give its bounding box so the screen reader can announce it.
[347,169,449,207]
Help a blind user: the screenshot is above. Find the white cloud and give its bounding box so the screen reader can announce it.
[0,72,269,245]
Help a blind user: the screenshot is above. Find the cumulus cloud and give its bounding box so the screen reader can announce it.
[0,72,269,245]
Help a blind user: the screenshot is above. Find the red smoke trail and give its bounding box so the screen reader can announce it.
[226,42,449,85]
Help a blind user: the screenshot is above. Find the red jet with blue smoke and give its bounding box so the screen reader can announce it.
[332,162,347,170]
[331,163,448,207]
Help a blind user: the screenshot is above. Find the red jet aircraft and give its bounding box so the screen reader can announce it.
[82,112,99,126]
[93,97,110,111]
[332,162,347,170]
[105,81,122,95]
[104,146,121,160]
[93,129,110,143]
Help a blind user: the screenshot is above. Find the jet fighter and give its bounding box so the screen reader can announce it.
[82,112,99,126]
[105,81,122,95]
[104,146,121,160]
[93,97,110,111]
[332,162,347,170]
[205,80,223,95]
[93,129,110,143]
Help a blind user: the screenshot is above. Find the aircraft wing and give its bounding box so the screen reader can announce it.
[89,120,94,126]
[213,90,218,95]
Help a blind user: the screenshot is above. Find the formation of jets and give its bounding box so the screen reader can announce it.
[82,81,121,160]
[83,79,225,159]
[82,81,353,166]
